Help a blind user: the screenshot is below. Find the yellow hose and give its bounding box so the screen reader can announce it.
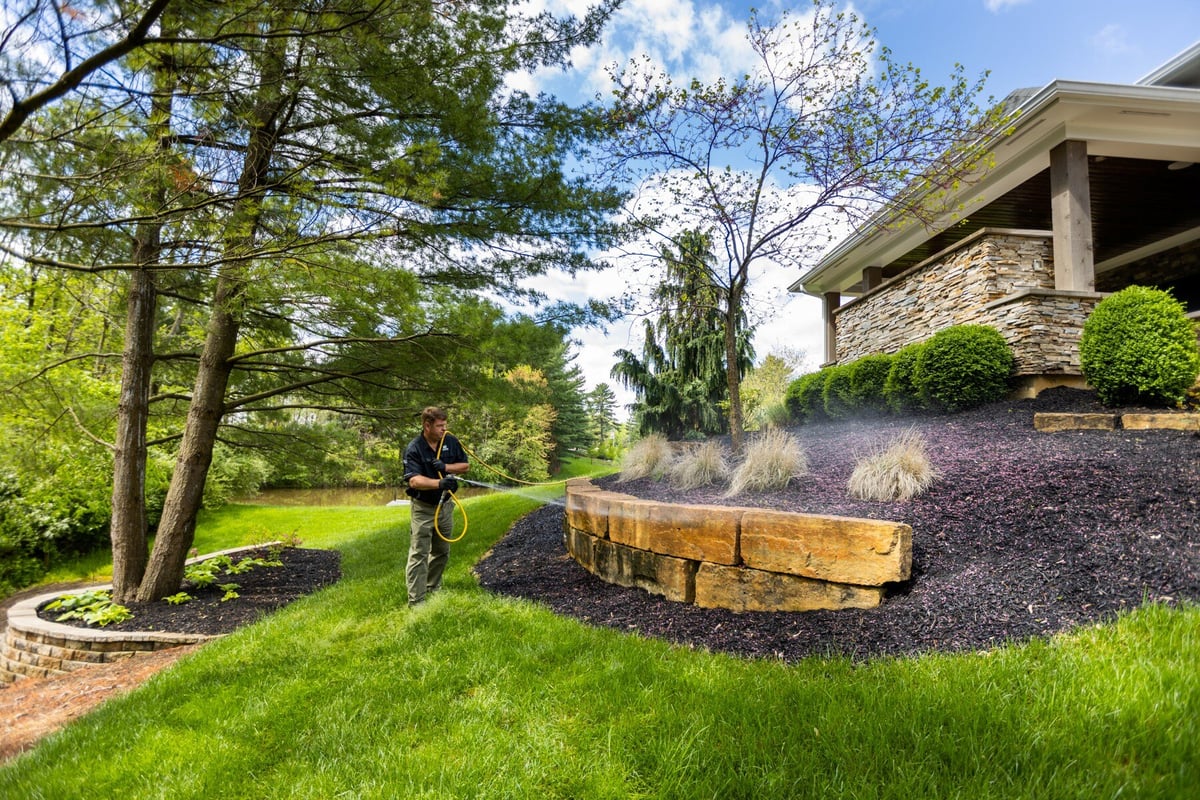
[433,432,467,543]
[430,433,579,542]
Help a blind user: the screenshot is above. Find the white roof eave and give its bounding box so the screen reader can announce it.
[791,80,1200,296]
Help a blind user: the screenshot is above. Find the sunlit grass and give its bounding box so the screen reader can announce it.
[3,456,1197,798]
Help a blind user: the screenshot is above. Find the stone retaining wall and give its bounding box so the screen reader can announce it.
[564,479,912,613]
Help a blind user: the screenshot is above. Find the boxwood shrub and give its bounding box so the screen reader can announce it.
[883,342,926,413]
[1080,285,1200,407]
[914,324,1014,411]
[785,370,828,424]
[822,363,855,419]
[846,353,894,415]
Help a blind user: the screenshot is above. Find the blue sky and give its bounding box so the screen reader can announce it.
[520,0,1200,413]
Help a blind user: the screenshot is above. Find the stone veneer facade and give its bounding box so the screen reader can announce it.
[834,229,1104,380]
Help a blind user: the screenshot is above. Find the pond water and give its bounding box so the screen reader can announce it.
[234,485,493,507]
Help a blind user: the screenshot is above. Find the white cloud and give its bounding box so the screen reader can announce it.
[983,0,1032,12]
[1091,24,1134,55]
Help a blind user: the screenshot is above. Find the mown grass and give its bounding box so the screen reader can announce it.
[2,459,1197,799]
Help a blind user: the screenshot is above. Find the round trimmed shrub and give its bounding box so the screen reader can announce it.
[785,371,827,424]
[1080,285,1200,407]
[883,342,925,414]
[846,353,894,415]
[913,324,1014,412]
[822,363,854,419]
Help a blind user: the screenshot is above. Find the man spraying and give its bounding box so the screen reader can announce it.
[402,406,469,606]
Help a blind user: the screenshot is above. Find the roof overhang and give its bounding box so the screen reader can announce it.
[791,80,1200,297]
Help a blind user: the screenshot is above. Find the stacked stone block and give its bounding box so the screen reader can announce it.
[834,229,1104,377]
[563,479,912,613]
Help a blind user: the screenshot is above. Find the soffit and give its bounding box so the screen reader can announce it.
[794,83,1200,296]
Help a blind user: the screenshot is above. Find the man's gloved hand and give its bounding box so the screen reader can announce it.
[431,459,447,474]
[438,476,459,493]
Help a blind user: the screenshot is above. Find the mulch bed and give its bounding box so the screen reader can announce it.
[37,547,341,636]
[474,388,1200,661]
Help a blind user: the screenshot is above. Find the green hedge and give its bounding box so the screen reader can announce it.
[1080,285,1200,407]
[913,325,1014,412]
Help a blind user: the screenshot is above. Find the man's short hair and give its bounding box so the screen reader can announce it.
[421,406,448,426]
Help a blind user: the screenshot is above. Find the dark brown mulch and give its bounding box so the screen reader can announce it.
[37,547,341,636]
[473,388,1200,662]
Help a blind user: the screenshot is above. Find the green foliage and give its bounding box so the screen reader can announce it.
[822,363,854,419]
[785,370,829,424]
[883,342,926,414]
[741,354,798,430]
[846,353,894,414]
[163,593,193,605]
[0,473,45,594]
[913,325,1014,411]
[202,444,273,509]
[1080,286,1200,407]
[612,230,752,439]
[43,589,132,627]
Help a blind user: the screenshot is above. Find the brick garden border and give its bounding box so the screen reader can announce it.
[1,544,273,684]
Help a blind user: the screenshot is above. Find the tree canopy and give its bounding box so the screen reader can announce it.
[0,0,626,600]
[602,0,1006,450]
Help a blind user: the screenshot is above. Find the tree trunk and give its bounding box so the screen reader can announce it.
[136,278,242,601]
[724,289,746,454]
[109,262,157,603]
[110,40,175,603]
[136,36,286,601]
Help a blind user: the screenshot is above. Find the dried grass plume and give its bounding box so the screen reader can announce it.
[617,433,673,482]
[847,428,939,501]
[725,428,809,496]
[668,440,730,490]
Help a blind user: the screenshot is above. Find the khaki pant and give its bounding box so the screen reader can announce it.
[406,498,452,604]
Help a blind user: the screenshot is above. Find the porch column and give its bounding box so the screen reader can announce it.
[863,266,883,291]
[822,291,840,364]
[1050,140,1095,291]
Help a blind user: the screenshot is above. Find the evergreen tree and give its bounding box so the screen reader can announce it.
[612,230,752,439]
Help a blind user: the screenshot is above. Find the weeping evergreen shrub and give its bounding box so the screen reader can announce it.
[1080,286,1200,407]
[913,324,1014,411]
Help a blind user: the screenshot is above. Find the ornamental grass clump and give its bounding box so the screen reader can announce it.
[617,433,673,482]
[725,428,808,496]
[847,428,939,501]
[668,440,730,490]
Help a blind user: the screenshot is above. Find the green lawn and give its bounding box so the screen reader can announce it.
[2,462,1197,798]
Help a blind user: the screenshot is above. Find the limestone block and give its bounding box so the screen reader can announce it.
[740,510,911,585]
[564,527,597,572]
[592,539,697,603]
[607,498,739,565]
[1122,413,1200,431]
[694,563,884,612]
[565,483,609,538]
[1034,412,1119,432]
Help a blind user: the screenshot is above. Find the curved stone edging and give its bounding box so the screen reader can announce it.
[1,543,273,685]
[563,479,912,613]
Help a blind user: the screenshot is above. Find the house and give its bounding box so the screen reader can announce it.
[790,42,1200,397]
